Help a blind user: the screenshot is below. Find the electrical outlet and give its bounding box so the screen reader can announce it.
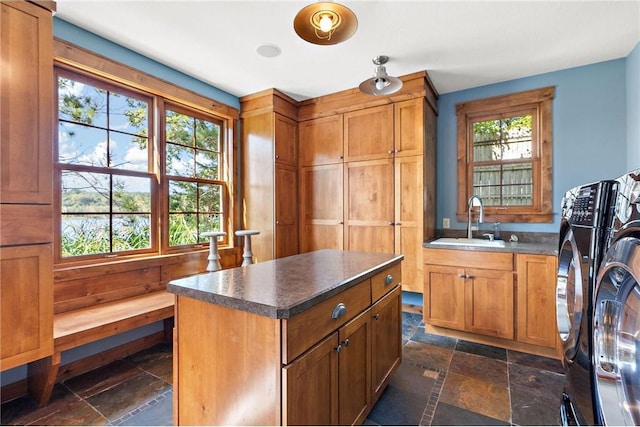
[443,218,450,229]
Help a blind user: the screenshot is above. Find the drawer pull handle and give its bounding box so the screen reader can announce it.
[384,274,393,286]
[331,303,347,319]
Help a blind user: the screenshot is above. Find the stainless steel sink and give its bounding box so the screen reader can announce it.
[429,237,506,247]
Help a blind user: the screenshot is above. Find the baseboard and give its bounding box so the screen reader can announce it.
[1,331,167,403]
[1,378,28,404]
[424,323,561,360]
[58,331,167,382]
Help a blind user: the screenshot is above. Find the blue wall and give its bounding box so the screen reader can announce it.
[627,42,640,170]
[53,18,240,109]
[437,59,630,234]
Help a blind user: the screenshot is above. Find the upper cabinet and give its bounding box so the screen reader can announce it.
[343,104,394,162]
[1,0,54,205]
[299,115,344,166]
[394,98,425,157]
[274,114,298,166]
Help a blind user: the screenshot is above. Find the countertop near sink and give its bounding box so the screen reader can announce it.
[167,249,403,319]
[423,231,558,256]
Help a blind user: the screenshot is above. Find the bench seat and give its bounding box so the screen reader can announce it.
[54,291,175,353]
[28,291,175,406]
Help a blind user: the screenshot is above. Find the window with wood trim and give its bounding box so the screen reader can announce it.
[456,87,554,223]
[55,66,232,262]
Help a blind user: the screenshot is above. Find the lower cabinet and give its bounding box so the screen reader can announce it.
[371,286,402,403]
[424,249,514,340]
[423,248,559,356]
[0,244,53,370]
[174,262,402,425]
[284,285,401,426]
[516,254,558,348]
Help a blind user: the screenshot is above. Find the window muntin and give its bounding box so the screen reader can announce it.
[55,66,232,262]
[456,86,554,223]
[164,105,227,248]
[57,69,154,259]
[471,111,535,207]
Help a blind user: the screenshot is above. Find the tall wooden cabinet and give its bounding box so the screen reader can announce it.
[0,0,55,372]
[298,86,437,293]
[240,90,299,262]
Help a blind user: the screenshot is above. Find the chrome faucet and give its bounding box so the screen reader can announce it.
[467,196,484,238]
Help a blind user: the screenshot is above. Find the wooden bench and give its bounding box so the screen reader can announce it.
[24,249,242,406]
[28,291,175,406]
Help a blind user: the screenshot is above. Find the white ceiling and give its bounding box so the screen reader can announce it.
[55,0,640,102]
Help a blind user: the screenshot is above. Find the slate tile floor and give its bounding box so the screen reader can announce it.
[2,312,565,426]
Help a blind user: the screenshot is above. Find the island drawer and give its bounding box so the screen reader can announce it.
[281,279,372,364]
[371,263,401,303]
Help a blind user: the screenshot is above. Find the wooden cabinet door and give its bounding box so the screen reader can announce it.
[424,265,466,331]
[0,1,53,205]
[344,105,393,162]
[274,113,297,165]
[516,254,558,348]
[344,159,394,253]
[299,115,344,166]
[338,310,371,426]
[0,244,53,370]
[395,155,423,292]
[394,98,424,157]
[465,268,515,339]
[299,164,344,252]
[371,286,401,404]
[283,332,339,426]
[275,165,298,258]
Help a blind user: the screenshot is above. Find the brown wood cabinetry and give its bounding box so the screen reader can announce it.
[424,249,515,340]
[0,0,55,372]
[240,90,299,262]
[299,114,344,166]
[299,164,344,252]
[297,87,437,293]
[424,248,560,358]
[344,105,394,162]
[371,285,402,403]
[516,254,558,349]
[174,258,402,425]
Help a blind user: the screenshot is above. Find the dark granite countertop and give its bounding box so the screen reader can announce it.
[423,239,557,255]
[167,249,403,319]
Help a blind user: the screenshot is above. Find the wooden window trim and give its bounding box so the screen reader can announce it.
[456,86,554,223]
[53,39,238,266]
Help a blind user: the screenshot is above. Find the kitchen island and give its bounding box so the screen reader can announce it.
[167,249,403,426]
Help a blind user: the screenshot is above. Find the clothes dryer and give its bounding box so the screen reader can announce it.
[592,169,640,425]
[557,181,614,425]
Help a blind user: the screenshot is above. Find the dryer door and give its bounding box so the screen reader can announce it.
[557,228,584,361]
[593,236,640,425]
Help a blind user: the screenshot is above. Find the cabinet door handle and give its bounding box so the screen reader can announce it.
[465,274,472,279]
[342,338,350,347]
[373,313,380,320]
[335,344,342,354]
[338,221,344,225]
[384,275,393,286]
[458,273,465,278]
[388,222,395,226]
[331,303,347,319]
[387,149,394,154]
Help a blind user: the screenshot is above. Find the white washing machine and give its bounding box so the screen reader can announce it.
[593,169,640,425]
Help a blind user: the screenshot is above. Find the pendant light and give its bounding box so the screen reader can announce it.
[359,56,403,96]
[293,1,358,45]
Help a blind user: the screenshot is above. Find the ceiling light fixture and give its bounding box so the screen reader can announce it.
[359,55,403,96]
[293,1,357,45]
